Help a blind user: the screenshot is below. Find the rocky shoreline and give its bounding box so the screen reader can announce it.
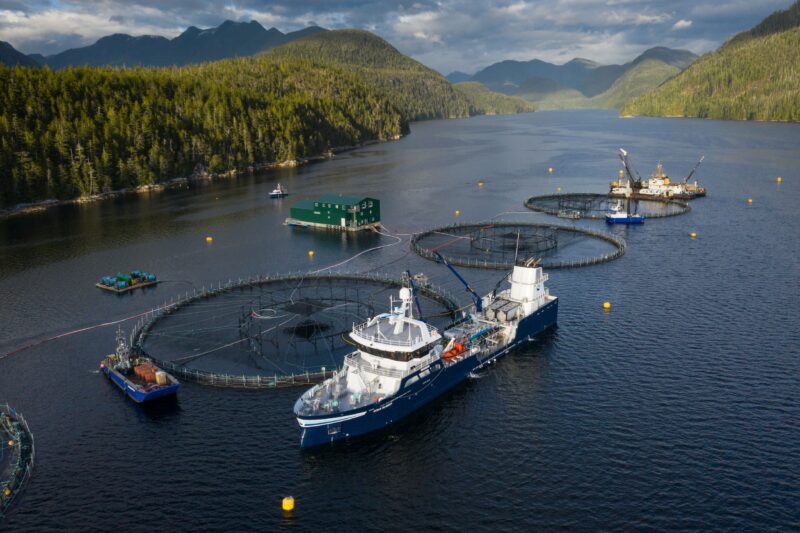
[0,137,397,220]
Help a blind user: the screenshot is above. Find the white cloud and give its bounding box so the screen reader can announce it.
[671,19,692,31]
[0,8,184,52]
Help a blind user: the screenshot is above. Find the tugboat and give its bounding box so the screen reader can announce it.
[605,198,645,225]
[293,255,558,448]
[269,183,288,198]
[100,328,180,403]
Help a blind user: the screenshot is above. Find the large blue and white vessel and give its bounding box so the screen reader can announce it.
[293,258,558,448]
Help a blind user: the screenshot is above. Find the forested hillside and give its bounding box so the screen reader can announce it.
[0,57,404,207]
[268,30,472,121]
[620,27,800,121]
[453,83,536,114]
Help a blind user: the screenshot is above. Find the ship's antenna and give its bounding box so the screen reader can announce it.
[514,230,521,265]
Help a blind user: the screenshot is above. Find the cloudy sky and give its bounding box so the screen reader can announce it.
[0,0,791,72]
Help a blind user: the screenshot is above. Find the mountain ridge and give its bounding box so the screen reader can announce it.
[267,29,531,121]
[467,47,696,97]
[0,41,40,68]
[36,20,327,69]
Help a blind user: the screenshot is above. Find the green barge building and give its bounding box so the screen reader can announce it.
[285,195,381,231]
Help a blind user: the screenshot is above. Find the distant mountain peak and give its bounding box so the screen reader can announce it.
[0,40,40,67]
[39,20,324,69]
[567,58,599,67]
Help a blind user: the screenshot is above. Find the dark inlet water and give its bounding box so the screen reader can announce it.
[1,110,799,530]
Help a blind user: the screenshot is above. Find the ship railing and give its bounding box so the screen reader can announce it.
[344,353,407,379]
[351,322,437,348]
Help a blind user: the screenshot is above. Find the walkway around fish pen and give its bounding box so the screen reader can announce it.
[524,193,690,219]
[0,404,35,521]
[410,222,628,270]
[130,272,460,389]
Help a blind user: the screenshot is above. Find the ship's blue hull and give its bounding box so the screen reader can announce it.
[605,216,645,225]
[102,366,180,403]
[297,298,558,448]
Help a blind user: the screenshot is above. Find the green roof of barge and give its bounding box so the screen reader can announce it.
[316,194,373,205]
[292,199,316,210]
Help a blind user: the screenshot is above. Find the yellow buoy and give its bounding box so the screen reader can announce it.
[603,302,611,311]
[4,488,11,497]
[548,167,554,174]
[282,496,295,512]
[747,198,753,204]
[777,176,782,183]
[556,187,561,192]
[619,169,624,176]
[690,232,697,239]
[7,440,13,447]
[455,210,460,217]
[308,250,315,257]
[205,236,213,243]
[612,181,618,187]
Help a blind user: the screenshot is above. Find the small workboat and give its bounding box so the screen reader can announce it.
[605,198,645,225]
[269,184,288,198]
[100,328,180,403]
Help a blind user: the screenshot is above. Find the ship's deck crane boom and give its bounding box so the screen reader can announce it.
[684,155,705,183]
[432,251,483,312]
[403,270,426,321]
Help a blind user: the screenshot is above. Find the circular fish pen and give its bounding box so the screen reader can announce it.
[0,404,35,521]
[411,222,626,270]
[132,273,459,389]
[525,193,690,219]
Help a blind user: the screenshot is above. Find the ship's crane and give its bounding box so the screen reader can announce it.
[618,148,642,188]
[432,250,483,312]
[683,155,705,183]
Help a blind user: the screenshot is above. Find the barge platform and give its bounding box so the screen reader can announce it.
[96,270,159,293]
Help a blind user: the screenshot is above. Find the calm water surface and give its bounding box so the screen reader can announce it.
[1,110,799,530]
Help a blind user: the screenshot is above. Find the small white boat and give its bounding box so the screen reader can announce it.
[605,199,645,225]
[269,184,288,198]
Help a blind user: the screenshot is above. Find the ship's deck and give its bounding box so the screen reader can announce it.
[295,366,385,416]
[352,314,438,348]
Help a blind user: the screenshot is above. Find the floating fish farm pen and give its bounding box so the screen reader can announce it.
[411,222,626,270]
[96,270,159,293]
[130,273,458,389]
[525,193,690,220]
[285,195,380,231]
[0,404,35,521]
